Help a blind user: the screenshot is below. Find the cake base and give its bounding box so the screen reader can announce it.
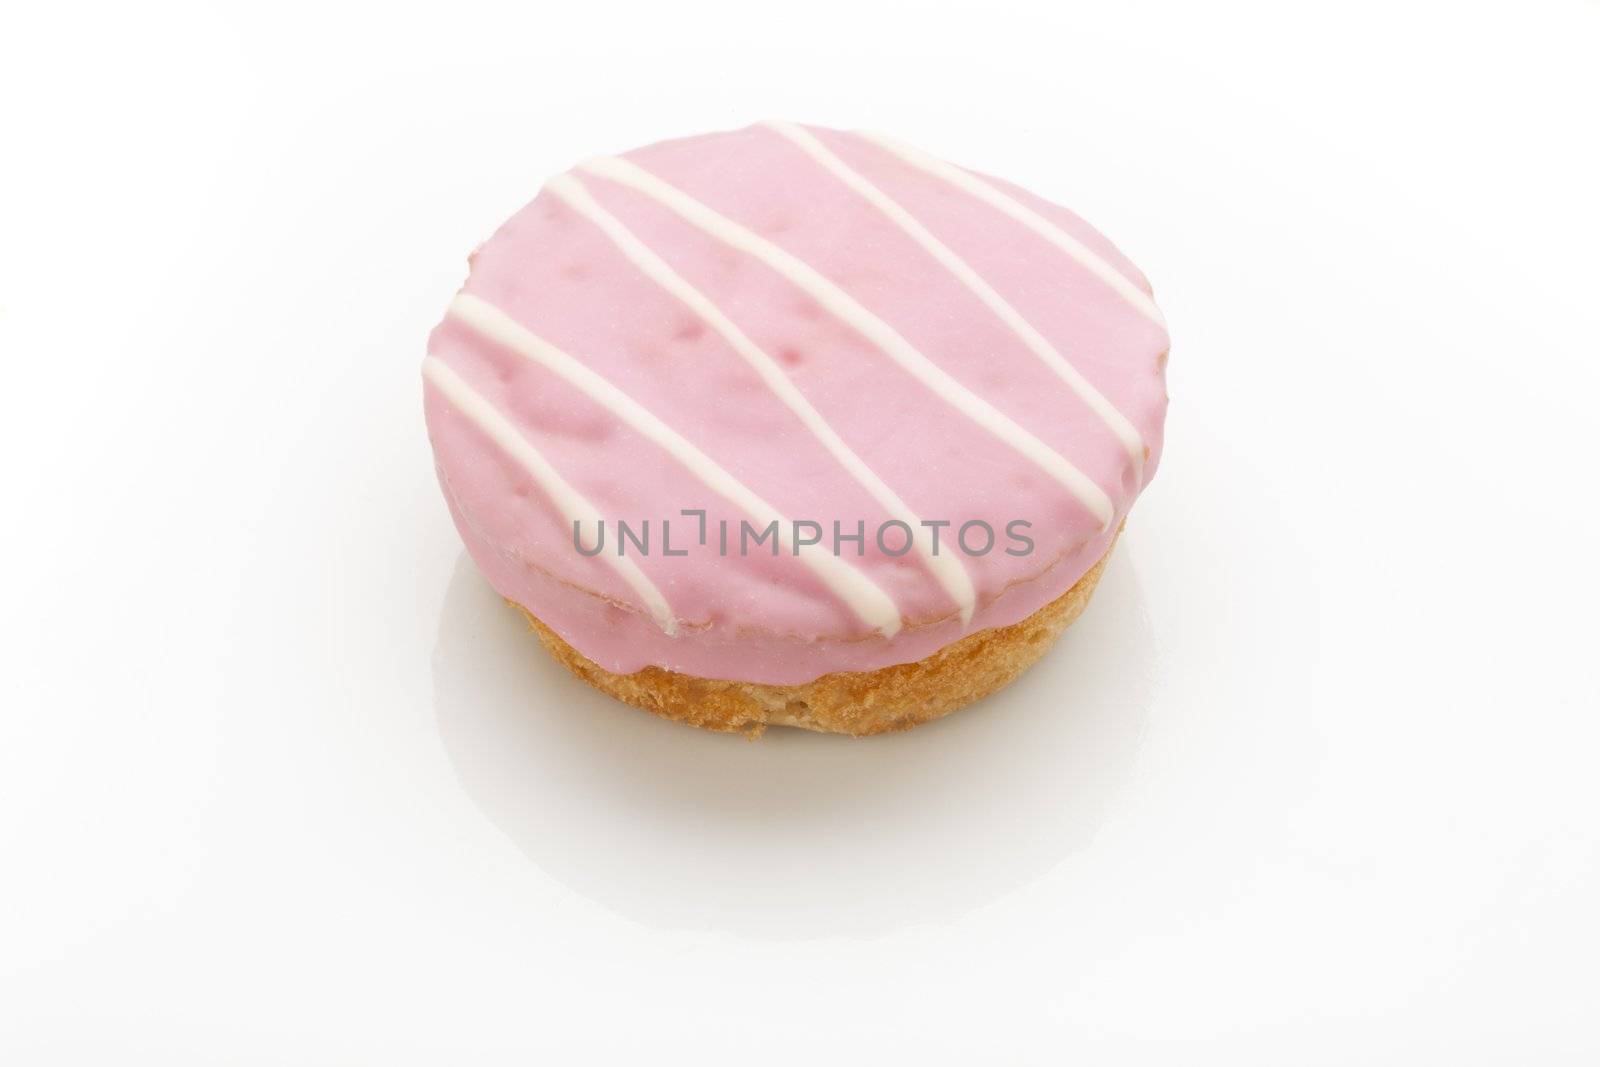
[511,537,1118,737]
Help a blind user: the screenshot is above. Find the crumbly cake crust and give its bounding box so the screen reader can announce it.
[514,538,1117,736]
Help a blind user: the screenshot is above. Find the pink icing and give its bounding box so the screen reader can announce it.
[424,123,1169,685]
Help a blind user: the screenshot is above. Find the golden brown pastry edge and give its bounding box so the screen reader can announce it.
[510,538,1117,737]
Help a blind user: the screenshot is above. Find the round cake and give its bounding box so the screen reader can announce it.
[423,121,1169,736]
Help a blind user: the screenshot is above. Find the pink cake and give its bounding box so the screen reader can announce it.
[424,121,1168,734]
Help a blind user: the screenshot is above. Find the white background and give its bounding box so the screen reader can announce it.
[4,1,1598,1062]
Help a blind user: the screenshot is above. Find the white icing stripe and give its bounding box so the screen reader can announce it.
[766,121,1146,483]
[446,292,905,636]
[855,129,1166,328]
[422,357,678,635]
[546,172,979,625]
[578,155,1116,531]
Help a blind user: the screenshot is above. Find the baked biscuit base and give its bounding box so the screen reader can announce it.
[514,541,1116,737]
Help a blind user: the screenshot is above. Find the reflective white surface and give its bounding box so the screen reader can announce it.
[3,1,1598,1061]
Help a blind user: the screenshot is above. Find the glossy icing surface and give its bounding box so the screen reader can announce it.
[424,122,1169,684]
